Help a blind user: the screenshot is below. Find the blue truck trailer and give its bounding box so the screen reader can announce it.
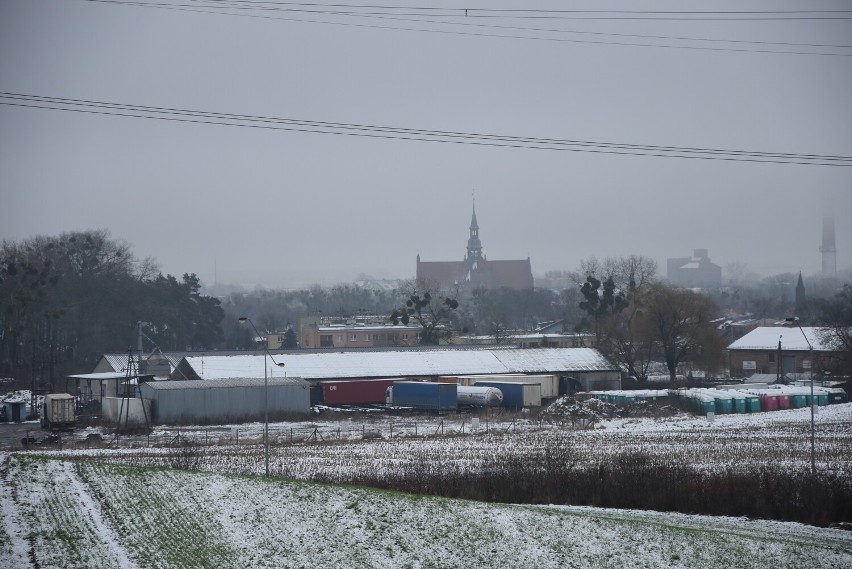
[473,381,541,409]
[386,382,457,412]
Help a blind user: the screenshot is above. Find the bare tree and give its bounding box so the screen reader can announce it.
[641,283,722,382]
[571,256,658,378]
[390,279,459,345]
[817,284,852,377]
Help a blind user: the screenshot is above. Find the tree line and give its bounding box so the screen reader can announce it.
[0,230,224,388]
[3,232,849,390]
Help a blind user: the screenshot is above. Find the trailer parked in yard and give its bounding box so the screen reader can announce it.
[385,382,457,412]
[473,381,541,409]
[456,374,560,399]
[456,386,503,407]
[321,379,399,405]
[41,393,75,431]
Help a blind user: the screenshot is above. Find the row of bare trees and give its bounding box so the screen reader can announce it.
[574,255,723,381]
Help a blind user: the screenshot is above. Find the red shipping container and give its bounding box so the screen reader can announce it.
[321,379,398,405]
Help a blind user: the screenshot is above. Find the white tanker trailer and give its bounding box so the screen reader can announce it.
[457,386,503,407]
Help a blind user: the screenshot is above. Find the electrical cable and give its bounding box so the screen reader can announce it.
[2,92,849,166]
[71,0,852,56]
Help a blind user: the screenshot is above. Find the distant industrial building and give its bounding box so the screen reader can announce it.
[821,216,837,283]
[667,249,722,289]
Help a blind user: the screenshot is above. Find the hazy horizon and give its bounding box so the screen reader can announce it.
[2,1,850,290]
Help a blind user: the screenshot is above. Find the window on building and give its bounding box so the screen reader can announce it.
[320,335,333,347]
[402,334,408,340]
[350,334,357,342]
[768,352,775,362]
[365,334,371,341]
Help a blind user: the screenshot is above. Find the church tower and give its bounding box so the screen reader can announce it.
[795,271,806,314]
[465,200,483,269]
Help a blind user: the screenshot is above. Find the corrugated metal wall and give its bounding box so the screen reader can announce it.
[140,382,310,424]
[573,371,621,391]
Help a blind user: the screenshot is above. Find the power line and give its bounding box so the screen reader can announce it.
[85,1,852,20]
[2,92,849,166]
[72,0,852,56]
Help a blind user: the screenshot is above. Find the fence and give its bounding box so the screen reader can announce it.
[7,417,552,450]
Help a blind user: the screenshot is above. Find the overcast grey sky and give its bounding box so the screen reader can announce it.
[1,0,850,289]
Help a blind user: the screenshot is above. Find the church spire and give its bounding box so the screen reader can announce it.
[466,195,482,267]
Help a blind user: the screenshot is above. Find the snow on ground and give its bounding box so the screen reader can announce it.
[21,403,852,481]
[63,461,139,569]
[0,453,30,566]
[1,455,850,569]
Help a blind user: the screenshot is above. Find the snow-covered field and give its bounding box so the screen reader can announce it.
[1,454,850,569]
[28,403,852,481]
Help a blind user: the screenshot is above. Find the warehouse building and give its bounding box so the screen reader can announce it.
[169,347,621,394]
[139,377,310,425]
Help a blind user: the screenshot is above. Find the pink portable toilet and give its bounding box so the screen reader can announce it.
[777,395,790,410]
[760,393,779,412]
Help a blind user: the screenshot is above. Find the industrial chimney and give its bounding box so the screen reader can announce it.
[820,217,837,281]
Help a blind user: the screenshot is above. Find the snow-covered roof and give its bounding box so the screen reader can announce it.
[178,347,617,381]
[68,372,129,381]
[727,327,832,351]
[143,377,308,390]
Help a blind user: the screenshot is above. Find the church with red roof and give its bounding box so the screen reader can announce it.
[416,203,533,292]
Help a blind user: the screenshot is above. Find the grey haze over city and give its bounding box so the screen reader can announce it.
[1,0,850,290]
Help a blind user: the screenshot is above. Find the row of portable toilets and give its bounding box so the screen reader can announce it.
[589,386,848,415]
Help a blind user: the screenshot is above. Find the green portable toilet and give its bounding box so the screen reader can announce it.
[788,393,807,409]
[731,394,747,414]
[816,393,829,406]
[698,394,716,414]
[744,395,761,413]
[714,395,733,414]
[826,388,848,404]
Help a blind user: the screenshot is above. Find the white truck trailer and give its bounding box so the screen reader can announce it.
[41,393,75,431]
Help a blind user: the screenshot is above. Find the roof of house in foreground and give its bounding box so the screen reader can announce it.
[727,326,833,351]
[177,347,618,381]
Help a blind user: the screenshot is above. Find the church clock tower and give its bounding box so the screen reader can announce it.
[465,201,483,269]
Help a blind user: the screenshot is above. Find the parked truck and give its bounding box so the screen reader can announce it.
[41,393,75,431]
[473,381,542,409]
[457,386,503,407]
[457,374,560,399]
[385,382,457,412]
[321,379,399,405]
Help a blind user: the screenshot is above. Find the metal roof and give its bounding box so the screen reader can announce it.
[178,347,618,381]
[98,354,140,372]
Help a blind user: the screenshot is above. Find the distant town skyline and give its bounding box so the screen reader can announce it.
[2,1,850,290]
